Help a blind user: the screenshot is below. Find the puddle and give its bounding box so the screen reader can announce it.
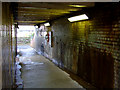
[20,59,44,66]
[23,61,44,65]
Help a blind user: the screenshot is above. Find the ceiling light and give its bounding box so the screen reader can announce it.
[69,5,86,7]
[44,23,50,27]
[68,14,89,22]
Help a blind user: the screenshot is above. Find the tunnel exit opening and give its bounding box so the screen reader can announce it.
[17,25,35,46]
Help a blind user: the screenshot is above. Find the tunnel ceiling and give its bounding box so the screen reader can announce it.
[15,2,95,25]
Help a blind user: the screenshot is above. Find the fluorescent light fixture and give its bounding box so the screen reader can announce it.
[69,5,86,7]
[44,22,50,27]
[68,14,89,22]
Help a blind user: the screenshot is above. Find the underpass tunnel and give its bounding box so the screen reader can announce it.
[0,2,120,89]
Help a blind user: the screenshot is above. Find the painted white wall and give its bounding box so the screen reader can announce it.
[0,1,2,89]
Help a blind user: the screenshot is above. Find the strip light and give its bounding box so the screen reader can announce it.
[44,23,50,27]
[68,14,89,22]
[69,5,86,7]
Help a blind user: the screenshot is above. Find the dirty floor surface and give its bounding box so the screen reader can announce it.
[18,45,84,88]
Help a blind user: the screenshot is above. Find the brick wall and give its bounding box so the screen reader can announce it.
[34,3,120,88]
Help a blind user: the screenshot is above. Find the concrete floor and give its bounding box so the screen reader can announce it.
[18,45,84,88]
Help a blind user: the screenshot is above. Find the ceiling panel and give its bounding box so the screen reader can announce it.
[15,2,95,25]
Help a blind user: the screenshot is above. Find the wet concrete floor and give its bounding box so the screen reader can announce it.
[18,45,84,88]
